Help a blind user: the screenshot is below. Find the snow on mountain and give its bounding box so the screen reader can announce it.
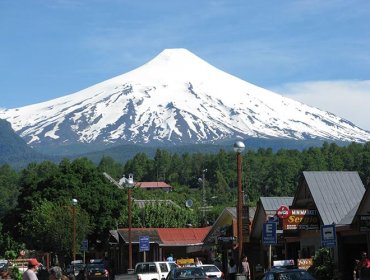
[1,48,370,148]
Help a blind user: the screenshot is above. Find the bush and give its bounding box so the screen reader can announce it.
[308,248,334,280]
[10,266,22,280]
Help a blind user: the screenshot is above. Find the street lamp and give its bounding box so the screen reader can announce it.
[233,141,245,266]
[103,172,134,272]
[71,198,78,261]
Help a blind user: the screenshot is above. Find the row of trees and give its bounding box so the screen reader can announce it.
[0,141,369,264]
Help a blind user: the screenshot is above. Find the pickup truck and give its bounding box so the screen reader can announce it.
[135,262,177,280]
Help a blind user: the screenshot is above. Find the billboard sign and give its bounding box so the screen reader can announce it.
[283,209,319,230]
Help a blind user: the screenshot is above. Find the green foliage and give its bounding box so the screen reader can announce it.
[10,266,22,280]
[1,141,370,259]
[23,200,92,258]
[0,164,19,218]
[309,248,335,280]
[5,250,17,259]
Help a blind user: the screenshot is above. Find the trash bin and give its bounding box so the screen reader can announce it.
[236,273,247,280]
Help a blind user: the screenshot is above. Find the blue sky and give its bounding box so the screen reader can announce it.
[1,0,370,130]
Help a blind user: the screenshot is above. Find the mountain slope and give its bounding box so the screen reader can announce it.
[1,48,369,152]
[0,119,51,167]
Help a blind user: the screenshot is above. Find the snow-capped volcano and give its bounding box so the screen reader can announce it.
[1,48,370,148]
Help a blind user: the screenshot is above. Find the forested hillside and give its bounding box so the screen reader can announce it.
[0,141,369,261]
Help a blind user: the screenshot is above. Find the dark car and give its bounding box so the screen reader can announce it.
[166,267,210,280]
[83,263,109,280]
[260,268,315,280]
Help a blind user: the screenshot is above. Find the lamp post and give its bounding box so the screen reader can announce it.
[233,141,245,266]
[72,198,78,261]
[103,172,134,272]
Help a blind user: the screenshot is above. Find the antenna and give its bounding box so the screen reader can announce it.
[103,172,123,189]
[103,172,134,189]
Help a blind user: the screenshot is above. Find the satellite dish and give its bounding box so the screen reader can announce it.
[185,199,193,208]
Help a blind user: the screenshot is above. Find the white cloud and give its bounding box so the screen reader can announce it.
[272,80,370,132]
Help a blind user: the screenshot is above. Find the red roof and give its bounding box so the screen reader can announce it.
[157,227,211,245]
[116,227,211,245]
[136,182,172,189]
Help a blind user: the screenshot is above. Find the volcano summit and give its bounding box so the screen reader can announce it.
[1,48,370,151]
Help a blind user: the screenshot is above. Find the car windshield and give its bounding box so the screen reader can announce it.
[175,268,206,278]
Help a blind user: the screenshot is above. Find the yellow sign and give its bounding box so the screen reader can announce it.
[297,258,313,270]
[176,258,195,265]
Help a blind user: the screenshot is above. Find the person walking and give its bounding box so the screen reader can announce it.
[241,256,251,280]
[23,259,40,280]
[228,259,237,280]
[195,258,203,266]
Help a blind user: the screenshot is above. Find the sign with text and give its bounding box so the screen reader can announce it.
[359,215,370,232]
[297,258,313,270]
[139,236,150,252]
[276,205,290,219]
[262,222,277,245]
[321,224,336,248]
[81,239,88,251]
[283,209,319,230]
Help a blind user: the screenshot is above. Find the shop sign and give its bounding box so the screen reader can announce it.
[283,209,319,230]
[359,215,370,232]
[276,205,290,219]
[297,258,313,270]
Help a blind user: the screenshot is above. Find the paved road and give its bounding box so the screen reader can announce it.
[115,274,137,280]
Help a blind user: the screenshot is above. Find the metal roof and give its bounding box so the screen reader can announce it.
[260,197,294,212]
[302,171,365,225]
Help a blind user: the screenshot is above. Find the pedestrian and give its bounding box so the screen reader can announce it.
[353,259,360,280]
[360,252,370,279]
[228,259,237,280]
[195,258,203,266]
[241,256,251,280]
[167,254,174,262]
[23,259,41,280]
[49,267,64,280]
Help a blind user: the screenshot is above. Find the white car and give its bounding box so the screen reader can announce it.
[199,264,224,280]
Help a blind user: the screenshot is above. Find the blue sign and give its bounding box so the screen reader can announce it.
[262,222,277,245]
[139,236,150,252]
[81,239,88,251]
[321,224,336,248]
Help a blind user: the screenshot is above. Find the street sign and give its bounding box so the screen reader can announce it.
[139,236,150,252]
[321,224,336,248]
[81,239,88,251]
[276,205,290,219]
[262,222,277,245]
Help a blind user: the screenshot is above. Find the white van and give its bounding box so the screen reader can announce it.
[135,262,177,280]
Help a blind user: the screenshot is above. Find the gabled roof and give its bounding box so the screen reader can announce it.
[157,228,211,246]
[115,227,210,246]
[299,171,365,225]
[260,197,294,213]
[250,197,293,239]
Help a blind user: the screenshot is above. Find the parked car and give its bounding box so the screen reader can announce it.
[259,268,316,280]
[83,262,109,280]
[135,262,177,280]
[198,264,224,280]
[166,267,210,280]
